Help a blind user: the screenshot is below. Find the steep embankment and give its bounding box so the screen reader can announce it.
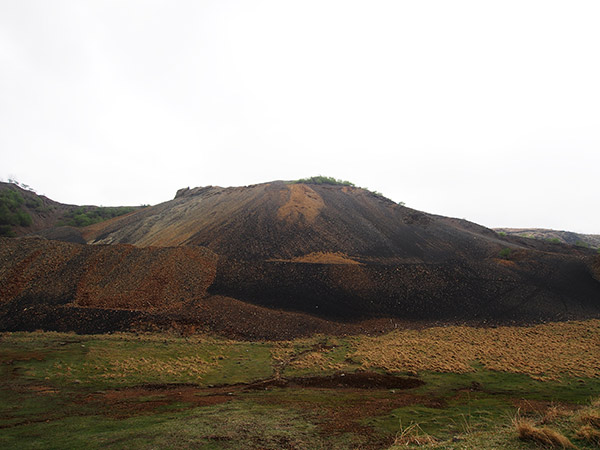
[209,250,600,321]
[0,237,215,332]
[0,237,407,338]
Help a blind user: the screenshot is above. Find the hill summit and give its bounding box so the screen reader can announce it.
[86,180,499,262]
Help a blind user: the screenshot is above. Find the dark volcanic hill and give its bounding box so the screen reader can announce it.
[1,180,599,338]
[87,182,502,262]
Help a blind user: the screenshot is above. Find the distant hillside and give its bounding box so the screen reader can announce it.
[0,182,140,240]
[495,228,600,249]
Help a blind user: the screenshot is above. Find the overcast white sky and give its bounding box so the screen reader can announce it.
[1,1,599,233]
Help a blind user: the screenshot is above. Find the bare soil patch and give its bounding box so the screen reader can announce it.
[318,394,444,442]
[286,371,423,389]
[86,386,232,418]
[277,184,324,224]
[83,371,424,419]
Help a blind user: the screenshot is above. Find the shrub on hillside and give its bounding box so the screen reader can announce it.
[0,189,33,236]
[58,206,136,228]
[292,176,356,187]
[291,176,400,203]
[24,195,43,210]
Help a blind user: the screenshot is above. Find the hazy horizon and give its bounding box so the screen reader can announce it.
[2,1,599,233]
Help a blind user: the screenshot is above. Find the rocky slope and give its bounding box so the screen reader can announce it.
[1,180,599,337]
[0,236,410,338]
[86,182,513,262]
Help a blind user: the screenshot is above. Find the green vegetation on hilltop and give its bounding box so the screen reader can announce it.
[291,175,400,203]
[291,175,356,186]
[58,206,136,228]
[0,189,32,236]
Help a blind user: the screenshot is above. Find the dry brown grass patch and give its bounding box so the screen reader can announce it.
[80,354,218,380]
[574,399,600,445]
[541,404,571,425]
[576,409,600,429]
[289,352,343,371]
[271,337,345,375]
[351,320,600,379]
[393,422,437,447]
[513,416,575,448]
[576,424,600,445]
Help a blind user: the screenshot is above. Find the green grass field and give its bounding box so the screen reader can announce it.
[1,325,599,449]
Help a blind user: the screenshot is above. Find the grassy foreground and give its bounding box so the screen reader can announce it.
[1,320,599,449]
